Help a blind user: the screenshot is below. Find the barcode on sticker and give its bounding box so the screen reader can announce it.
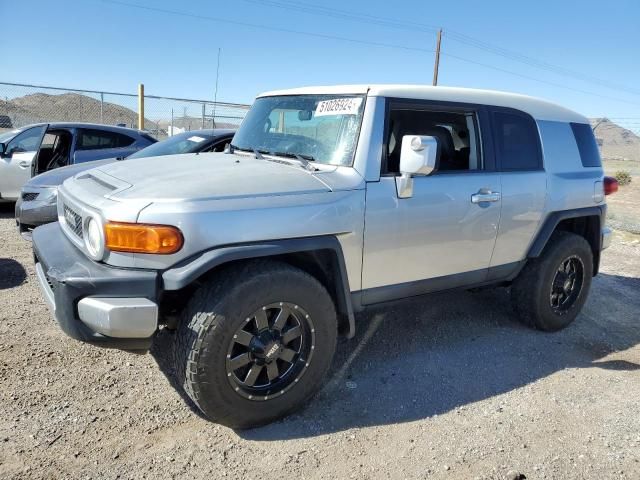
[315,98,362,117]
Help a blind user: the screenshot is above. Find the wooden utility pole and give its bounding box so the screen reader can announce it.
[432,29,442,86]
[137,83,145,130]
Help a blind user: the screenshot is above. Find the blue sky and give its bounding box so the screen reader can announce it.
[2,0,640,125]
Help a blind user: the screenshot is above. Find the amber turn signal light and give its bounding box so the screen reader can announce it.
[104,222,183,254]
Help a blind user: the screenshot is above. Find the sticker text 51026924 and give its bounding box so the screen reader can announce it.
[315,98,362,117]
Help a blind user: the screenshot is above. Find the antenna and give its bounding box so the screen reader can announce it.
[212,47,221,128]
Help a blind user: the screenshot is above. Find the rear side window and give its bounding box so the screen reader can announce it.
[77,129,135,150]
[571,122,602,167]
[492,111,541,171]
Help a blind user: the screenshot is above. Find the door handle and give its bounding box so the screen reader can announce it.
[19,161,30,168]
[471,191,501,204]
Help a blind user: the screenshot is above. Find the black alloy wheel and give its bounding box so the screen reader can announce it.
[549,255,585,314]
[225,302,315,400]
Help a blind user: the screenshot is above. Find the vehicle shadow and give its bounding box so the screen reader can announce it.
[240,271,640,440]
[0,258,27,289]
[0,202,15,219]
[151,328,209,420]
[150,271,640,438]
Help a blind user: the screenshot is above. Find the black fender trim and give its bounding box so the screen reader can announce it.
[162,236,356,338]
[527,206,605,274]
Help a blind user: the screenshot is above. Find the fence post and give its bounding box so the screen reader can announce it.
[100,92,104,123]
[138,83,145,130]
[202,103,206,129]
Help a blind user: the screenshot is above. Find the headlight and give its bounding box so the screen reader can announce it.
[44,189,58,206]
[84,216,105,260]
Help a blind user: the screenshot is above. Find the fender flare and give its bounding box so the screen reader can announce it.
[527,206,605,274]
[162,236,355,338]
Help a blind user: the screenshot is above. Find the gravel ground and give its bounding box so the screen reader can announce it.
[1,202,639,480]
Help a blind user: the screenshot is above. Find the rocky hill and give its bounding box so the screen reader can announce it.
[590,117,640,161]
[0,93,241,134]
[0,92,152,129]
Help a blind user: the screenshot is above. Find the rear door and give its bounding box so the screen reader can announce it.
[487,108,546,268]
[73,129,137,163]
[0,125,47,199]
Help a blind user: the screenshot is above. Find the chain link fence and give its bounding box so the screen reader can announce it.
[0,81,249,139]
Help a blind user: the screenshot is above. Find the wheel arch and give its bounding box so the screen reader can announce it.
[527,206,605,275]
[162,236,355,338]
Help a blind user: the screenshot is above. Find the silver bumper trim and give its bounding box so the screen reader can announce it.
[77,297,158,338]
[35,263,55,312]
[602,226,612,250]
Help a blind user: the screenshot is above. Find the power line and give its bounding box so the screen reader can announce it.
[98,0,640,107]
[100,0,436,55]
[244,0,640,97]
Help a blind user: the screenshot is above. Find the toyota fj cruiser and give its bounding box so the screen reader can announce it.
[32,85,615,428]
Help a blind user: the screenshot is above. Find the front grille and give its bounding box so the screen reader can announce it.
[22,192,39,201]
[63,204,83,239]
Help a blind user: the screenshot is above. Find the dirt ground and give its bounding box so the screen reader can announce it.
[0,202,639,480]
[603,159,640,233]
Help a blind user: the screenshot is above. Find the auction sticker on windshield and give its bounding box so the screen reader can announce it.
[315,98,362,117]
[188,136,206,143]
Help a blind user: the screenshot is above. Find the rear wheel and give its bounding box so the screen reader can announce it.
[173,260,337,428]
[511,231,593,331]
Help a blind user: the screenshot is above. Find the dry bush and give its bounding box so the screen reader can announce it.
[614,170,632,186]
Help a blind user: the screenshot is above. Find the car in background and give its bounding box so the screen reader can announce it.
[0,115,13,128]
[15,129,235,239]
[0,123,155,202]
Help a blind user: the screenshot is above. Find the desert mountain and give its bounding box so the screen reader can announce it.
[0,92,241,135]
[590,118,640,161]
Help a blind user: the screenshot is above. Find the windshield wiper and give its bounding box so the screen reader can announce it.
[270,151,316,171]
[230,145,316,170]
[229,144,268,159]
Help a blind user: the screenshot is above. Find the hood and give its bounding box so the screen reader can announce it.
[94,152,334,201]
[28,158,118,187]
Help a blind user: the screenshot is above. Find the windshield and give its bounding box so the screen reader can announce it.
[0,129,22,143]
[232,94,365,166]
[127,131,214,159]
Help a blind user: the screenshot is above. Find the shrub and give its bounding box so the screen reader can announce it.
[614,170,632,186]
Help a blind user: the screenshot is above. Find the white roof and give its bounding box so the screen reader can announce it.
[258,84,588,123]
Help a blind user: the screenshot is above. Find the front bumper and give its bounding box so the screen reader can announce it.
[32,222,159,350]
[15,191,58,240]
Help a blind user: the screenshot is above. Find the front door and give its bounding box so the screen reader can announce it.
[360,101,501,304]
[0,125,47,200]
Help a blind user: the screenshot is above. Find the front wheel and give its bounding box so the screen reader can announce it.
[173,260,337,428]
[511,231,593,331]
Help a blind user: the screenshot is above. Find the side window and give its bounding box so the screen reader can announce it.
[6,126,47,155]
[571,122,602,167]
[41,133,58,149]
[384,106,481,174]
[492,111,541,171]
[77,130,135,150]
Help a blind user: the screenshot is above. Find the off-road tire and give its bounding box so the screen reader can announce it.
[173,260,337,428]
[511,231,593,331]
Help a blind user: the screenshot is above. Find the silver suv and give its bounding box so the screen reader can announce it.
[32,85,614,428]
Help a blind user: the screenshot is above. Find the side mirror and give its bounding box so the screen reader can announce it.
[0,142,6,157]
[396,135,438,198]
